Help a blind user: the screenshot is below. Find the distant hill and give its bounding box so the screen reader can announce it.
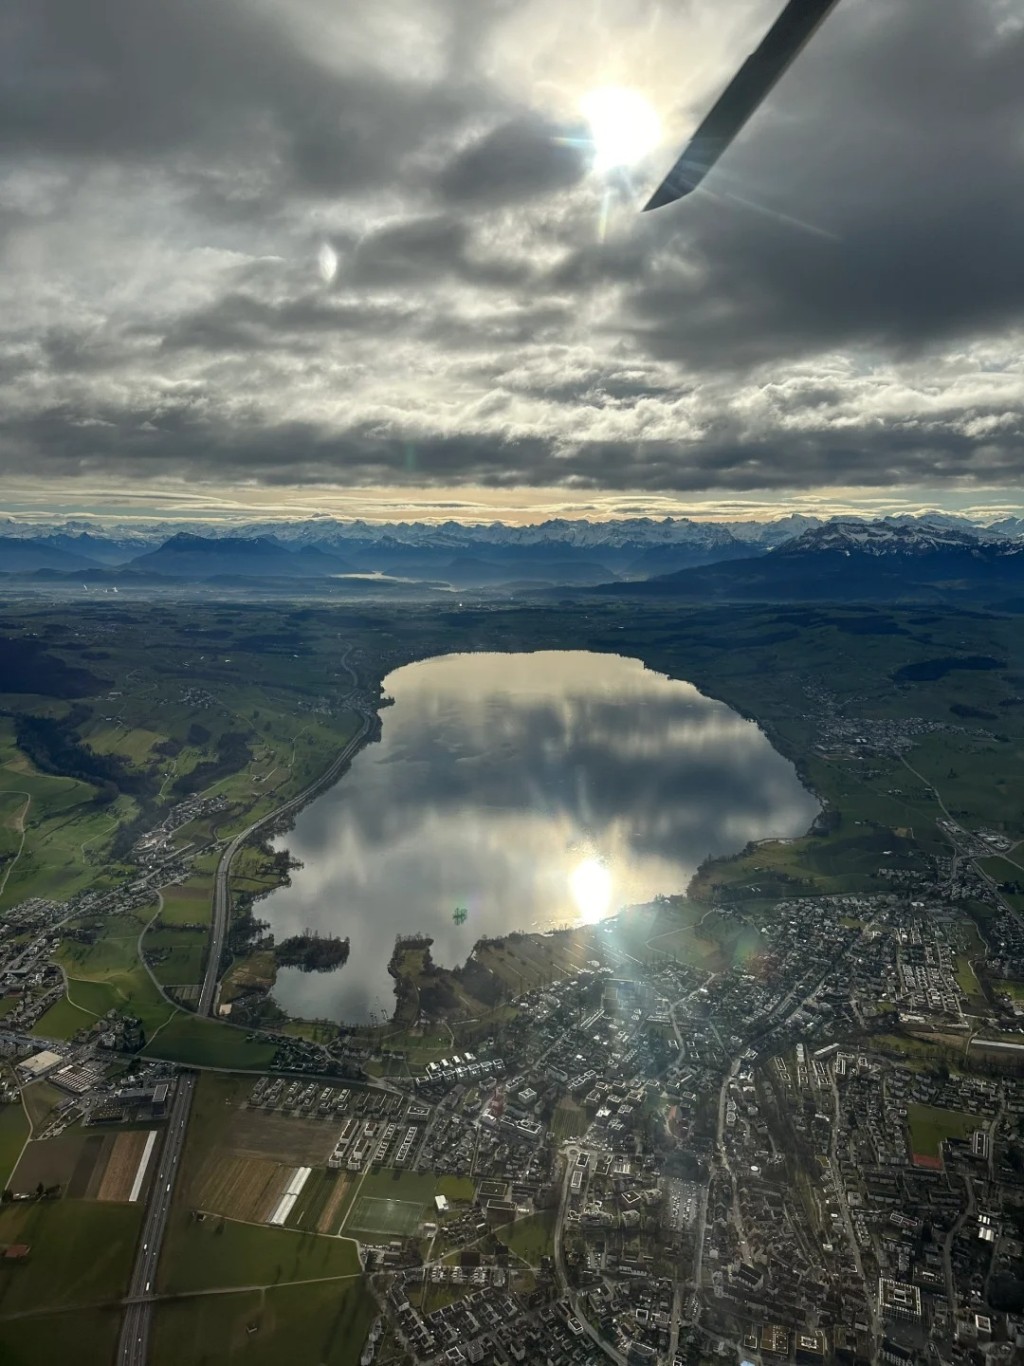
[32,531,143,565]
[592,522,1024,604]
[124,533,354,579]
[0,536,101,574]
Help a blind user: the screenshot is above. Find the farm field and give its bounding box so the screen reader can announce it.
[173,1073,351,1231]
[11,1126,154,1202]
[191,1153,289,1224]
[222,1105,337,1166]
[314,1170,355,1235]
[286,1166,338,1231]
[0,1199,141,1315]
[96,1129,154,1202]
[157,878,214,928]
[151,1276,375,1366]
[12,1129,102,1197]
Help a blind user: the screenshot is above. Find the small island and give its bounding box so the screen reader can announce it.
[273,930,350,973]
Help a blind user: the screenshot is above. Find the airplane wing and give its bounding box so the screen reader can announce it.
[643,0,844,211]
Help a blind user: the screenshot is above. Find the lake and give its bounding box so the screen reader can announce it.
[263,651,818,1023]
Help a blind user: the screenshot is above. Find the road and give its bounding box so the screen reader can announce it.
[117,1072,196,1366]
[552,1146,626,1366]
[199,711,370,1017]
[118,706,371,1365]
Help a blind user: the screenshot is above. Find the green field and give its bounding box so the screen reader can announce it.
[0,749,121,910]
[906,1103,979,1158]
[436,1175,476,1203]
[0,1307,124,1366]
[144,927,208,986]
[157,879,214,928]
[32,993,98,1040]
[954,953,983,1002]
[20,1082,66,1133]
[495,1209,557,1263]
[141,1015,276,1069]
[0,1102,29,1188]
[0,1199,142,1315]
[57,923,175,1038]
[159,1214,360,1295]
[151,1277,375,1366]
[66,976,125,1016]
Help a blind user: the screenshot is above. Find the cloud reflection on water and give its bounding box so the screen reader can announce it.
[266,652,819,1023]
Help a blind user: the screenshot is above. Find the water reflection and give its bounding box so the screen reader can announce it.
[265,651,818,1023]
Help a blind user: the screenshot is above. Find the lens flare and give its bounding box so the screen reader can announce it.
[570,857,612,922]
[580,86,661,173]
[317,242,338,283]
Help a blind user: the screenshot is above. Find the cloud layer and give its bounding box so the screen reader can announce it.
[0,0,1021,509]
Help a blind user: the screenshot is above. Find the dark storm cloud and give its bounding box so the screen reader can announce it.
[622,0,1024,369]
[0,0,470,195]
[3,396,1019,496]
[158,293,420,354]
[0,0,1022,501]
[348,214,527,287]
[436,115,588,207]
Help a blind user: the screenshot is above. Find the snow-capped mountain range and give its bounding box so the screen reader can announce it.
[775,519,1024,558]
[0,512,1021,586]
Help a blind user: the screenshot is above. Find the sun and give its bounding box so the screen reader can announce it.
[570,857,613,923]
[579,86,661,173]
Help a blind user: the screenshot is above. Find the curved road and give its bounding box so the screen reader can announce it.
[200,712,370,1016]
[118,709,371,1366]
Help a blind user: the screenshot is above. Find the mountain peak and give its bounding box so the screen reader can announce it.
[775,520,999,558]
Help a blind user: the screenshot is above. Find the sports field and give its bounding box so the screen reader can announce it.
[345,1193,424,1237]
[906,1103,978,1158]
[341,1167,436,1237]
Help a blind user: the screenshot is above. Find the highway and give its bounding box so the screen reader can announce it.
[117,706,371,1365]
[117,1072,196,1366]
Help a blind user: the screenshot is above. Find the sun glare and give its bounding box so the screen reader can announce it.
[570,856,613,922]
[580,86,661,173]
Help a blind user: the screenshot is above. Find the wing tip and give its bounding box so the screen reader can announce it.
[642,180,696,212]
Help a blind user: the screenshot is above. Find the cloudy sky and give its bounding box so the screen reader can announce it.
[1,0,1022,523]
